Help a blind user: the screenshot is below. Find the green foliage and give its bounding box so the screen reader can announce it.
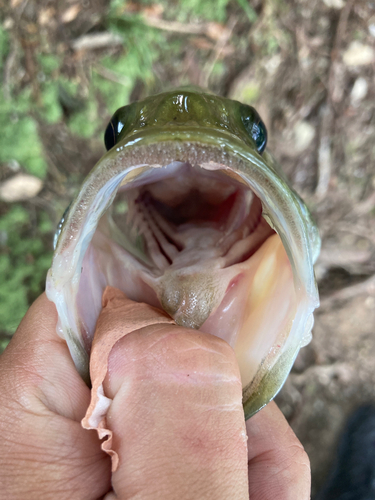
[210,60,225,78]
[0,91,48,178]
[37,55,71,124]
[104,16,164,89]
[38,53,61,74]
[39,80,63,123]
[68,97,100,138]
[94,71,133,112]
[0,206,53,335]
[167,0,231,22]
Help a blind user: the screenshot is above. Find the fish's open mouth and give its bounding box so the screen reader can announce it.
[110,163,270,273]
[47,136,319,418]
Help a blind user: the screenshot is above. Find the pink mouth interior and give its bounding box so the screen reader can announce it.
[76,162,297,387]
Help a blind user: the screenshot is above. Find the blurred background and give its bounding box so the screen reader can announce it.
[0,0,374,495]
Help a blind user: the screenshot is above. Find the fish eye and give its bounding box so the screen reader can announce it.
[104,111,125,151]
[240,105,268,154]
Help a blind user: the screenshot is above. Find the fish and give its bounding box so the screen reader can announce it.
[46,88,320,419]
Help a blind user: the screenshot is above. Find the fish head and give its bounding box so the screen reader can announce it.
[47,89,320,419]
[103,89,267,153]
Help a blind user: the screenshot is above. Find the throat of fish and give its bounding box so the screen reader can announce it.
[108,179,271,328]
[76,162,297,388]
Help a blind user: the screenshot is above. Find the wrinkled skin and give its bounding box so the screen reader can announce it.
[0,295,310,499]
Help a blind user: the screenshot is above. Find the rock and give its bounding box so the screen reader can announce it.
[350,77,368,106]
[322,0,345,9]
[293,120,316,153]
[343,42,374,67]
[0,174,43,202]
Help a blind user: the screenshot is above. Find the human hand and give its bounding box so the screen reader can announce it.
[0,294,310,499]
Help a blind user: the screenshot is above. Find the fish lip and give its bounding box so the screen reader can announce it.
[47,130,320,412]
[104,126,268,174]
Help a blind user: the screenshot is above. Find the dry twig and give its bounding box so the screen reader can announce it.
[199,17,237,88]
[71,32,123,51]
[94,65,131,87]
[143,17,226,41]
[314,0,355,199]
[315,103,334,199]
[328,0,355,104]
[3,37,19,101]
[353,191,375,217]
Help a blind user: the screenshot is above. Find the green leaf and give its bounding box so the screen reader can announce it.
[0,207,52,334]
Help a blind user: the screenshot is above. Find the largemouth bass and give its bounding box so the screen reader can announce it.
[46,89,320,419]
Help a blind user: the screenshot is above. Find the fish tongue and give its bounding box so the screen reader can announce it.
[168,233,297,389]
[151,264,238,330]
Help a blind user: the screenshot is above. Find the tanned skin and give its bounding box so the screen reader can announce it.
[0,294,310,500]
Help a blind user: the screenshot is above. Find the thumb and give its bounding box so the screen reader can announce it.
[84,287,249,500]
